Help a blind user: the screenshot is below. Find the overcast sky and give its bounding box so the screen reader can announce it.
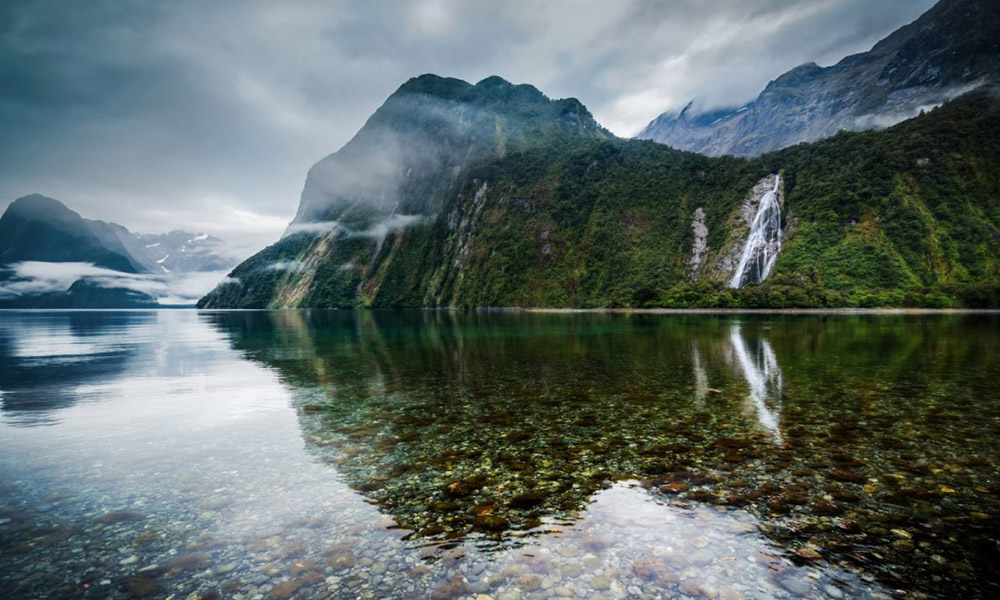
[0,0,937,257]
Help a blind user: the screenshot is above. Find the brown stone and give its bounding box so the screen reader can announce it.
[326,552,357,570]
[269,580,301,599]
[167,553,210,573]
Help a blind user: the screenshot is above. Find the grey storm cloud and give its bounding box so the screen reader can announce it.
[0,0,937,256]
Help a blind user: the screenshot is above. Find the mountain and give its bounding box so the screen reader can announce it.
[293,74,610,230]
[119,230,234,274]
[0,194,145,273]
[639,0,1000,157]
[200,74,1000,310]
[200,74,612,308]
[0,195,239,308]
[0,195,157,308]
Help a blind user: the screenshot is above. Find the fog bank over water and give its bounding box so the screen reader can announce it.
[0,261,234,305]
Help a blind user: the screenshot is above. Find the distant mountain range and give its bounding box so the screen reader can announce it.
[116,228,233,275]
[0,195,239,308]
[639,0,1000,156]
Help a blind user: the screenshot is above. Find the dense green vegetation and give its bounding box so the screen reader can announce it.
[200,85,1000,309]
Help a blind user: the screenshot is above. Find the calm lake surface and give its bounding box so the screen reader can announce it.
[1,310,998,600]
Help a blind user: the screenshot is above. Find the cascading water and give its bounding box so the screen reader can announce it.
[730,175,782,288]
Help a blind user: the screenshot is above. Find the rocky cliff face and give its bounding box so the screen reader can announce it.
[639,0,1000,156]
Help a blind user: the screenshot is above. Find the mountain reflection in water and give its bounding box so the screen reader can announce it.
[0,311,154,425]
[204,310,1000,598]
[1,310,997,599]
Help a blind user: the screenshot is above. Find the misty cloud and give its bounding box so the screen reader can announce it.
[0,262,152,298]
[355,214,427,238]
[1,0,936,256]
[264,260,308,272]
[0,261,233,305]
[283,222,342,237]
[283,214,426,239]
[156,271,237,305]
[848,81,988,130]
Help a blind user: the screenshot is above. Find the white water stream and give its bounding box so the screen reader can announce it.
[730,175,782,288]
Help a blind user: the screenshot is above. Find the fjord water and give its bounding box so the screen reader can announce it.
[1,311,998,600]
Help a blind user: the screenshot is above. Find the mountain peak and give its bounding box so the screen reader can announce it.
[391,73,551,107]
[474,75,548,103]
[475,75,514,89]
[393,73,475,100]
[8,194,80,222]
[770,62,822,87]
[0,194,143,274]
[292,73,611,227]
[639,0,1000,156]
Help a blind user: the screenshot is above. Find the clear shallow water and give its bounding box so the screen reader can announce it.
[0,310,998,600]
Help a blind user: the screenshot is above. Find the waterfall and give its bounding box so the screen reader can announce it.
[730,175,782,288]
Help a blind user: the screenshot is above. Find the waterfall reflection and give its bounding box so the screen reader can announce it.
[691,344,709,407]
[195,311,1000,598]
[729,323,784,445]
[688,322,784,445]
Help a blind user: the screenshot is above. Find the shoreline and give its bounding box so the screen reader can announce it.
[520,307,1000,315]
[4,307,1000,314]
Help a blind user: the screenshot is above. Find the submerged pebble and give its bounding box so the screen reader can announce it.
[2,311,998,600]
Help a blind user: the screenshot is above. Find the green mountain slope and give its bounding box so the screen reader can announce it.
[200,83,1000,309]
